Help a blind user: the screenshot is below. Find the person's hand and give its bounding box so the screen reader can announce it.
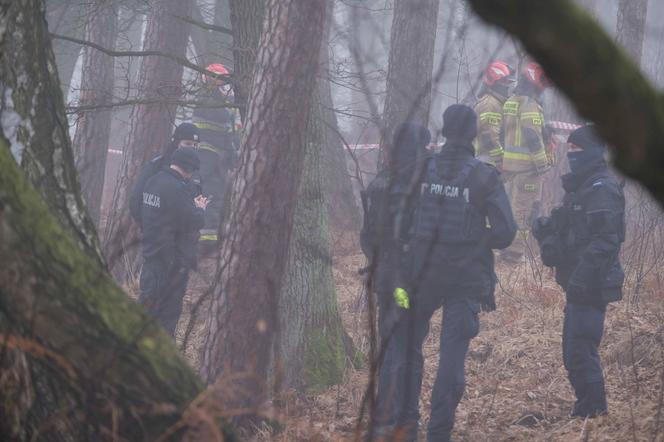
[195,195,210,210]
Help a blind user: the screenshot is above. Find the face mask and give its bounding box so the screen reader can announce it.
[567,147,603,174]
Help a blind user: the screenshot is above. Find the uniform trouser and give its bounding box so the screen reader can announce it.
[139,257,190,337]
[374,291,480,441]
[504,171,543,259]
[562,303,608,417]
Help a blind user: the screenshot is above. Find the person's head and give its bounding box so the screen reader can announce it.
[390,122,431,173]
[170,146,200,179]
[441,104,478,145]
[172,122,200,149]
[202,63,233,98]
[517,62,550,97]
[566,124,606,174]
[482,60,515,98]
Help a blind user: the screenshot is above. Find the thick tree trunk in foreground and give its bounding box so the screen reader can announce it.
[103,0,193,283]
[380,0,439,163]
[466,0,664,208]
[617,0,649,65]
[72,0,119,225]
[201,0,328,416]
[229,0,266,120]
[0,0,103,264]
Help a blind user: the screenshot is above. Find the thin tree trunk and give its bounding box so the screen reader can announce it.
[617,0,649,65]
[72,0,119,226]
[200,0,328,419]
[229,0,266,121]
[103,0,193,283]
[46,0,83,98]
[380,0,439,163]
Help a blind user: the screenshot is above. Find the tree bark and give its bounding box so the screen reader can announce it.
[380,0,439,164]
[229,0,266,121]
[0,0,103,265]
[465,0,664,207]
[616,0,649,65]
[103,0,193,282]
[200,0,328,417]
[72,0,119,226]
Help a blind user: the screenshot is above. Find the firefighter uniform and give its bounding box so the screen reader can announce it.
[501,93,550,261]
[192,88,239,245]
[473,90,506,169]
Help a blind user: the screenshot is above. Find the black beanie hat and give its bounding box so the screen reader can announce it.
[441,104,478,142]
[567,124,605,150]
[172,122,200,143]
[170,146,200,173]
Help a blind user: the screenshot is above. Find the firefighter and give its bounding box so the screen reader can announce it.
[369,106,517,441]
[501,62,552,264]
[192,63,240,250]
[473,60,514,170]
[139,147,209,337]
[533,125,625,418]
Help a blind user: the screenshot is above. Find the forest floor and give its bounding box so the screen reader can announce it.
[252,233,664,442]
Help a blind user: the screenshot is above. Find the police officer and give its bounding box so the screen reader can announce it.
[193,63,240,249]
[371,106,517,441]
[361,121,431,440]
[129,123,201,225]
[533,125,625,418]
[139,147,210,337]
[501,62,552,264]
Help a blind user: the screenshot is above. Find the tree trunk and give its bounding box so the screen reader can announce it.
[380,0,440,164]
[229,0,266,121]
[616,0,649,65]
[465,0,664,207]
[0,2,234,439]
[0,0,103,265]
[72,0,119,226]
[103,0,193,283]
[200,0,328,418]
[279,9,356,391]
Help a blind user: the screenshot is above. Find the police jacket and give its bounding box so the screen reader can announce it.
[141,168,205,269]
[474,90,506,169]
[193,89,239,241]
[535,160,625,305]
[409,142,517,309]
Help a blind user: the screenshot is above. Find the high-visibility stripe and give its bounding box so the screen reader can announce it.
[503,151,532,161]
[489,147,504,156]
[480,111,502,126]
[195,121,232,133]
[521,112,543,126]
[199,234,218,241]
[199,143,220,154]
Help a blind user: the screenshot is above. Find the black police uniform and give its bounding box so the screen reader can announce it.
[192,88,239,244]
[139,157,205,337]
[534,148,625,417]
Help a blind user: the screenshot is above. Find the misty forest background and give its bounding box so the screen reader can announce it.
[2,0,664,440]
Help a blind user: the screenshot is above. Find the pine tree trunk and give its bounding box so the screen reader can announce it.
[72,0,119,226]
[229,0,266,120]
[200,0,328,418]
[617,0,649,65]
[380,0,440,163]
[103,0,193,283]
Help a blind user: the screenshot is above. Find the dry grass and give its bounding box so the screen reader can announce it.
[250,234,664,441]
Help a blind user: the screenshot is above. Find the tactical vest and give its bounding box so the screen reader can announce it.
[413,159,484,244]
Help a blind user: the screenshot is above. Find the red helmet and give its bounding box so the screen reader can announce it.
[483,61,513,87]
[203,63,230,85]
[522,62,550,91]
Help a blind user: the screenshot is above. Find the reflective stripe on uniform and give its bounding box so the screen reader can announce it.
[199,143,220,154]
[195,121,232,133]
[489,147,504,157]
[521,111,543,126]
[479,111,502,126]
[199,234,218,241]
[504,147,548,162]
